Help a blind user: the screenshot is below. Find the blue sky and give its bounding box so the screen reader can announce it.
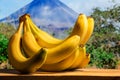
[0,0,119,19]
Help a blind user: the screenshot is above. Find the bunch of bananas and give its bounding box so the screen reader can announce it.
[7,13,94,73]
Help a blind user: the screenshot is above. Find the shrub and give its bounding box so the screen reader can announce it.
[0,34,9,63]
[86,45,117,69]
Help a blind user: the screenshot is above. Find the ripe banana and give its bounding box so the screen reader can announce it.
[40,47,79,72]
[69,14,88,46]
[22,16,42,57]
[21,15,80,64]
[81,17,94,45]
[79,53,91,68]
[25,14,89,48]
[68,46,86,70]
[39,35,80,64]
[26,14,62,48]
[7,20,47,73]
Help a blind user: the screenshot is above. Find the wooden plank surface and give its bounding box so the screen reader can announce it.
[0,69,120,80]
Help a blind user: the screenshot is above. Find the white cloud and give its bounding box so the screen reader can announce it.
[60,0,120,15]
[40,6,52,16]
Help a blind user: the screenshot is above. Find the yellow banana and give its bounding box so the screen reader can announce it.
[7,20,47,73]
[25,14,88,48]
[69,14,88,46]
[26,14,62,48]
[40,47,79,72]
[81,17,94,45]
[21,15,80,64]
[22,16,42,57]
[68,46,86,70]
[79,53,90,68]
[40,35,80,64]
[66,16,93,70]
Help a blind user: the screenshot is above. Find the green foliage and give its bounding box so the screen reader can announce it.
[0,34,9,63]
[0,22,15,63]
[91,4,120,33]
[86,45,117,69]
[87,4,120,69]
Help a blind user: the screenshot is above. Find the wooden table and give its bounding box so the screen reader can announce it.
[0,69,120,80]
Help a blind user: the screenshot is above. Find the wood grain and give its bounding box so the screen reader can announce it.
[0,69,120,80]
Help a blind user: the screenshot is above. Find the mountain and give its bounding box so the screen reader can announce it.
[0,0,78,38]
